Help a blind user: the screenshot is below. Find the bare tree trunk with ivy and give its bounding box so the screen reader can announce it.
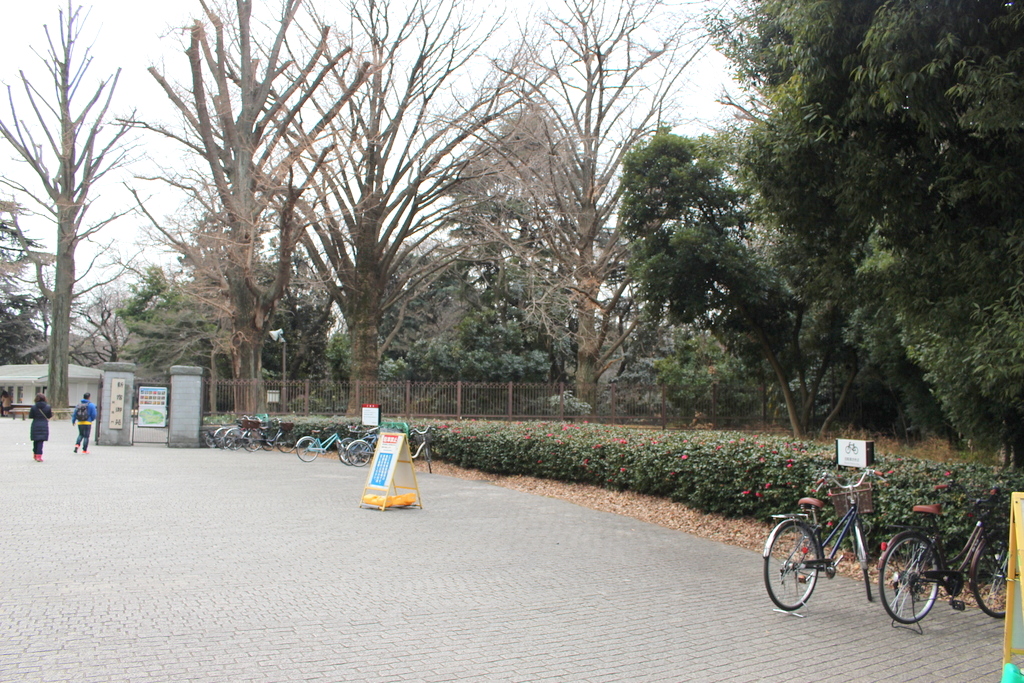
[0,5,131,407]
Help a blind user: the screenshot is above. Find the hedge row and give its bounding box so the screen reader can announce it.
[428,419,1024,552]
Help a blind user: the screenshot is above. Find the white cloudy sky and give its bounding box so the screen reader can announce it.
[0,0,736,270]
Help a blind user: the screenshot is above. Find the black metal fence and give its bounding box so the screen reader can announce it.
[203,379,807,429]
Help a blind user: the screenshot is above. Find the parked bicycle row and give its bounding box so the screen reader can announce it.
[764,467,1007,628]
[203,416,434,471]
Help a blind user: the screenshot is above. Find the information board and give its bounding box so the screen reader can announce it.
[1004,493,1024,666]
[360,431,422,511]
[362,404,381,426]
[138,386,168,427]
[108,378,126,430]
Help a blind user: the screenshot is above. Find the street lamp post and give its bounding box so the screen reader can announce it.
[269,329,287,410]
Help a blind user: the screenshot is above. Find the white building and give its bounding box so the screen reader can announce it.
[0,364,102,408]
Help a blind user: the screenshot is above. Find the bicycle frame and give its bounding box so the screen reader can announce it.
[305,431,342,454]
[806,503,865,576]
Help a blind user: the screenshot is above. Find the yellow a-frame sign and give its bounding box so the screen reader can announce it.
[360,430,422,511]
[1003,493,1024,671]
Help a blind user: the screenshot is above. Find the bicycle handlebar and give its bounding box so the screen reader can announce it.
[814,467,885,492]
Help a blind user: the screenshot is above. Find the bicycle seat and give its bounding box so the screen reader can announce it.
[912,504,942,515]
[798,497,824,509]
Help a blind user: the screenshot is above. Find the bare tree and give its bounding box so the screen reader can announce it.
[470,0,703,391]
[0,4,132,406]
[69,283,131,366]
[296,0,520,387]
[139,0,369,405]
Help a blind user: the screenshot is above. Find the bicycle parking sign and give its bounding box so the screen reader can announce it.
[835,438,874,468]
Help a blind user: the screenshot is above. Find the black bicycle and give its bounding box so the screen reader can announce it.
[877,485,1006,625]
[763,468,883,612]
[245,419,294,451]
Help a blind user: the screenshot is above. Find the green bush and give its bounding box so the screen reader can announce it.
[431,420,1024,552]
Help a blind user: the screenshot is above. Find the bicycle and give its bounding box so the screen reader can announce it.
[293,429,346,463]
[877,485,1007,625]
[409,425,433,473]
[763,468,883,612]
[245,419,294,451]
[204,415,260,449]
[343,426,379,467]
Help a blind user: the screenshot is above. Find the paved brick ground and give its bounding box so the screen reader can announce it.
[0,417,1010,681]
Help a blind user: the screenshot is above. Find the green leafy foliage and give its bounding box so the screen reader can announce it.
[431,420,1024,549]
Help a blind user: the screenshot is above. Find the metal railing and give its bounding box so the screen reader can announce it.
[203,379,804,429]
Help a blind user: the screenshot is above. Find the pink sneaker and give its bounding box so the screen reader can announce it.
[81,450,89,454]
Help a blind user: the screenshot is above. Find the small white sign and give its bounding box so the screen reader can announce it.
[836,439,874,468]
[361,404,381,426]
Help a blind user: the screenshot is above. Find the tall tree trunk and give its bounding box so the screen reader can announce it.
[47,212,77,408]
[346,284,382,413]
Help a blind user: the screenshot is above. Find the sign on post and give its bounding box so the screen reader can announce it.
[108,378,126,430]
[361,403,381,426]
[360,430,422,511]
[835,439,874,468]
[138,386,168,428]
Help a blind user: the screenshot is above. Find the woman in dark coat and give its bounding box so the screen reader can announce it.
[29,392,53,462]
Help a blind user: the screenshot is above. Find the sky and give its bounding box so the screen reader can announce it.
[0,0,737,274]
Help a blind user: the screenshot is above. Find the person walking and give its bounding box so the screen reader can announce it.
[73,392,97,454]
[1,390,11,417]
[29,392,53,462]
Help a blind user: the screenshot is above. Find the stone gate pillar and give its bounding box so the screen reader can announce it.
[168,366,204,448]
[100,362,136,447]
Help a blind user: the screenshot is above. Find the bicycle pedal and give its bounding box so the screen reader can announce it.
[949,599,966,611]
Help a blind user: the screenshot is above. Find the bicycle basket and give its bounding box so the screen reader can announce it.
[239,418,262,430]
[829,483,874,515]
[379,421,409,435]
[279,422,294,432]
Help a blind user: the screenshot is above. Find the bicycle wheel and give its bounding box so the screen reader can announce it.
[243,430,262,451]
[971,538,1007,619]
[202,429,218,448]
[879,531,940,624]
[212,426,233,448]
[295,436,319,463]
[763,518,822,611]
[346,439,373,467]
[854,518,873,602]
[261,430,278,451]
[221,427,243,450]
[336,438,355,465]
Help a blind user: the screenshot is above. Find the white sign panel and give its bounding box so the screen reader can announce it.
[361,404,381,426]
[836,439,874,468]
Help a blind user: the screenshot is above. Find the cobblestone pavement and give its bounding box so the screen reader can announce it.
[0,417,1009,682]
